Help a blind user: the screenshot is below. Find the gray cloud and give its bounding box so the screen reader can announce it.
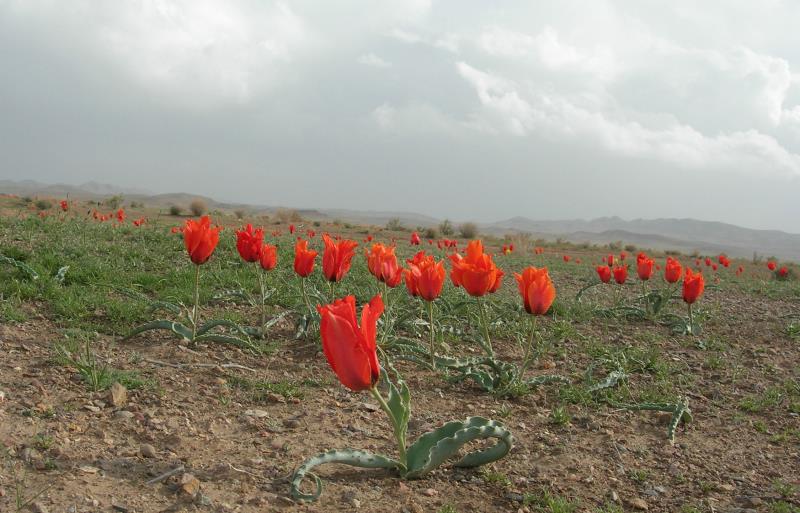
[1,0,799,231]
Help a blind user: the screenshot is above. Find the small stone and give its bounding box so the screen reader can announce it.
[608,490,620,503]
[360,402,379,412]
[139,444,157,458]
[398,481,411,494]
[0,390,6,401]
[31,502,50,513]
[111,501,130,512]
[114,410,135,420]
[627,498,648,511]
[244,409,269,418]
[108,382,128,408]
[719,483,735,492]
[179,473,201,498]
[739,497,763,508]
[350,498,361,509]
[266,393,285,403]
[422,488,438,497]
[283,418,301,428]
[83,404,101,413]
[78,465,100,474]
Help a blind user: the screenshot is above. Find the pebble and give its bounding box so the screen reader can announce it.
[179,473,201,498]
[139,444,157,458]
[627,497,649,510]
[114,410,135,420]
[422,488,438,497]
[31,502,50,513]
[0,389,6,401]
[244,409,270,418]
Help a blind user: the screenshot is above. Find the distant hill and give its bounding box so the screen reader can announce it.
[482,217,800,260]
[1,179,798,261]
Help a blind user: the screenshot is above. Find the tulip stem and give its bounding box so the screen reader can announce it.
[300,278,313,317]
[477,298,494,358]
[257,267,267,337]
[687,303,694,336]
[518,315,539,381]
[427,300,436,369]
[641,280,649,315]
[370,386,407,466]
[190,264,201,345]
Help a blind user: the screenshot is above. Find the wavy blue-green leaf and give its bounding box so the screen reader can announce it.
[290,449,400,502]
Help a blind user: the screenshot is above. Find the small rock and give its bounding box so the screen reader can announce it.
[30,502,49,513]
[139,444,157,458]
[738,497,763,508]
[283,418,301,428]
[244,409,269,418]
[422,488,438,497]
[0,389,6,402]
[179,473,201,498]
[77,466,100,474]
[83,404,101,413]
[111,501,130,513]
[398,481,410,494]
[627,497,649,511]
[719,483,735,492]
[114,410,135,420]
[360,402,379,412]
[109,383,128,408]
[350,498,361,508]
[608,490,620,503]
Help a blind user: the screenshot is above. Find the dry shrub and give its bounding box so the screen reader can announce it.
[189,199,207,216]
[458,222,478,239]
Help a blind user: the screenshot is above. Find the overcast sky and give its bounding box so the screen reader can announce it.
[2,1,800,232]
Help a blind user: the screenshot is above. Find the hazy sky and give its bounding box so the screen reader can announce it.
[2,1,800,232]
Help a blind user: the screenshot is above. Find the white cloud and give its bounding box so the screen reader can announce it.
[388,28,423,44]
[457,62,800,176]
[358,52,391,68]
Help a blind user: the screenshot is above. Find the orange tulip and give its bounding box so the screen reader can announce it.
[682,268,705,304]
[259,243,278,271]
[294,239,317,277]
[664,257,682,283]
[613,265,627,284]
[596,265,611,283]
[236,224,264,263]
[410,232,421,245]
[514,267,556,315]
[404,251,446,302]
[317,295,384,392]
[366,243,403,288]
[448,240,503,297]
[322,234,358,282]
[636,253,654,281]
[183,216,220,265]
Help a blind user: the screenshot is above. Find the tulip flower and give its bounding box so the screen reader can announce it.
[322,234,358,285]
[410,232,421,245]
[767,261,777,271]
[515,267,556,316]
[294,239,317,278]
[404,251,447,366]
[562,255,571,262]
[133,218,145,227]
[607,254,615,267]
[664,257,682,284]
[294,239,318,316]
[682,268,705,335]
[636,254,654,281]
[184,216,220,266]
[60,200,68,212]
[736,266,744,276]
[449,240,503,357]
[116,208,126,224]
[778,266,789,279]
[448,240,503,298]
[236,224,264,263]
[613,265,627,284]
[619,251,627,261]
[704,257,712,267]
[318,295,384,392]
[289,224,295,234]
[366,243,403,288]
[259,243,277,271]
[596,265,611,284]
[182,216,221,340]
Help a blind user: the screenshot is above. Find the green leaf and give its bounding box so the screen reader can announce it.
[193,333,257,350]
[587,369,628,393]
[121,320,192,342]
[290,449,400,502]
[196,318,249,337]
[404,416,513,479]
[53,265,70,285]
[0,254,39,280]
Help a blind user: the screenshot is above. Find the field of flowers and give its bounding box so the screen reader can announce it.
[1,197,799,513]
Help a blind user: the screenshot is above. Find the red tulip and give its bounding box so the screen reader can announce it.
[322,234,358,282]
[712,263,718,271]
[448,240,504,297]
[365,243,403,288]
[682,268,705,304]
[307,230,316,238]
[294,239,317,277]
[318,295,384,392]
[704,257,712,267]
[596,265,611,283]
[778,266,789,278]
[607,254,615,267]
[767,261,777,271]
[534,247,544,255]
[259,243,278,271]
[514,267,556,315]
[410,232,421,245]
[289,224,295,234]
[236,224,264,263]
[636,253,654,281]
[664,257,682,284]
[116,209,126,223]
[562,255,571,262]
[736,266,744,276]
[404,251,446,302]
[613,265,627,284]
[619,251,627,261]
[183,216,221,265]
[133,218,145,227]
[170,226,181,234]
[575,258,582,264]
[60,200,68,212]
